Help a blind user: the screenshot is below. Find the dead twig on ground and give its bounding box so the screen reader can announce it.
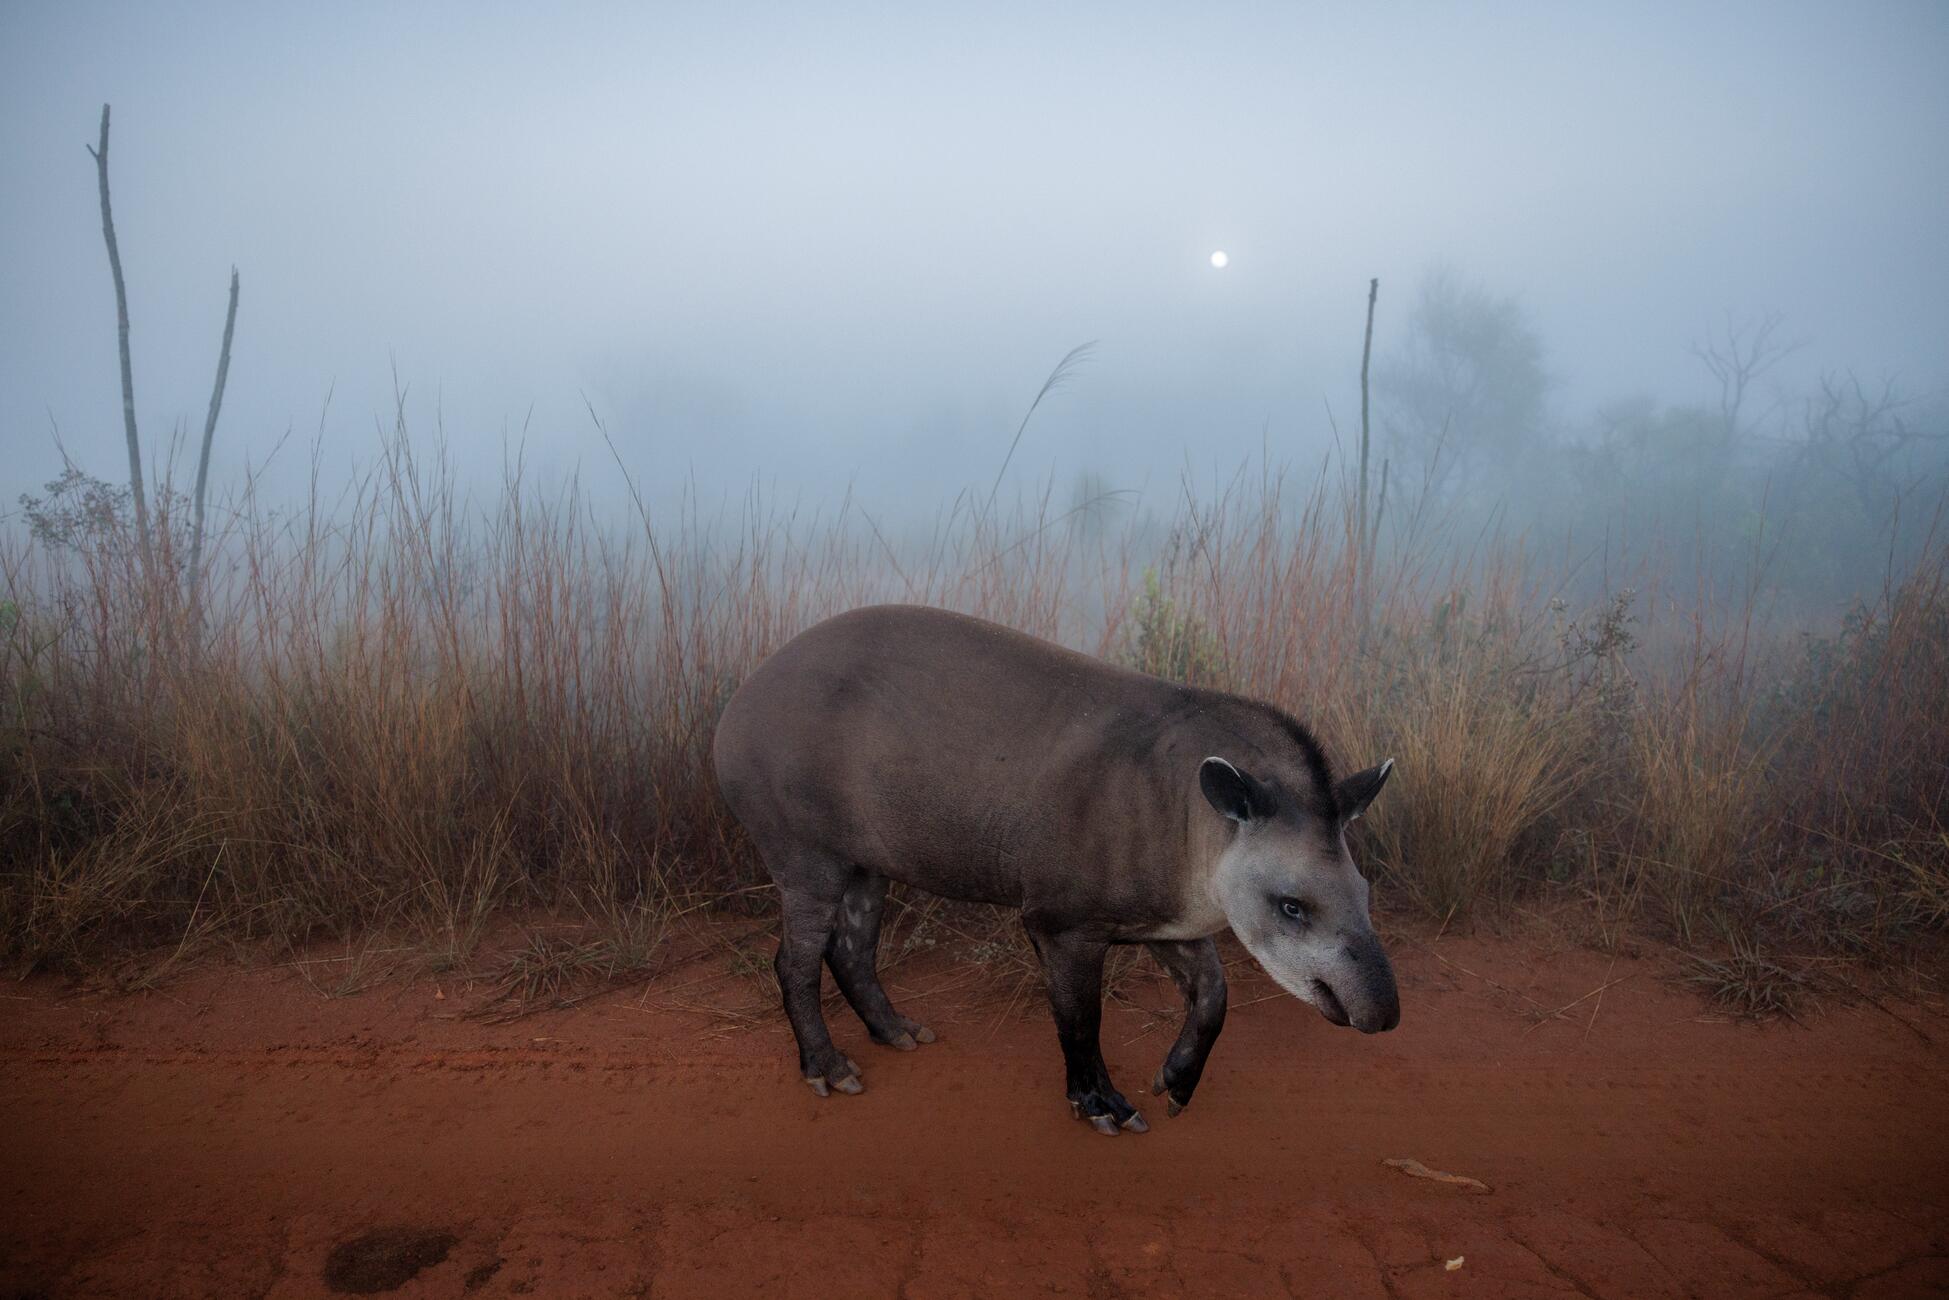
[1524,968,1633,1035]
[1383,1158,1491,1194]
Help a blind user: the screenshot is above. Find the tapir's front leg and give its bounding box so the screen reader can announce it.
[1145,938,1227,1116]
[1024,921,1147,1135]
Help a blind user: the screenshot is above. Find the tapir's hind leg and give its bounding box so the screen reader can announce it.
[771,864,864,1097]
[824,872,936,1051]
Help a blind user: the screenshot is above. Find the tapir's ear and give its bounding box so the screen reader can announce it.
[1199,756,1262,823]
[1335,758,1394,824]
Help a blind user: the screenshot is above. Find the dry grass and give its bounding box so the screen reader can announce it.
[1325,626,1591,920]
[1679,942,1826,1021]
[1,431,1945,999]
[1615,686,1773,946]
[477,930,637,1020]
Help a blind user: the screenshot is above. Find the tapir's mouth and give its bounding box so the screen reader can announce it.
[1310,979,1351,1027]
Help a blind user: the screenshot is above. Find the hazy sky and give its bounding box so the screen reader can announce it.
[4,1,1946,517]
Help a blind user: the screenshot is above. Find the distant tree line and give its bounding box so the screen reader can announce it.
[1371,269,1947,607]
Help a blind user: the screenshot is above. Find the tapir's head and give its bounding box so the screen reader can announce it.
[1200,753,1401,1033]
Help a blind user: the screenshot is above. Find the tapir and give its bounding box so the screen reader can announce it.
[711,603,1400,1134]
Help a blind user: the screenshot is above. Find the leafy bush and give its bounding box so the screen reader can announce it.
[1122,567,1221,684]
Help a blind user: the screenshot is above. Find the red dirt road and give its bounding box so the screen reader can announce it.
[3,931,1946,1299]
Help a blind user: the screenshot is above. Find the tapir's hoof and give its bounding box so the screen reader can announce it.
[805,1056,863,1097]
[806,1072,864,1097]
[876,1021,934,1051]
[1151,1068,1185,1117]
[1071,1100,1144,1135]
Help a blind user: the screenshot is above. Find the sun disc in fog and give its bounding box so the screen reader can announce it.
[1210,250,1230,269]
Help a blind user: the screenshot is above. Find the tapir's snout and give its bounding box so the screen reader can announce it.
[1341,932,1401,1034]
[1356,982,1401,1034]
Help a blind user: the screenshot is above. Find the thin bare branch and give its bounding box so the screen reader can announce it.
[188,267,241,625]
[89,103,153,576]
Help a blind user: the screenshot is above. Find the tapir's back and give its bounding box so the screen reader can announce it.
[712,604,1190,913]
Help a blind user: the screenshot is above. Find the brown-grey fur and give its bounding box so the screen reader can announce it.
[712,604,1400,1132]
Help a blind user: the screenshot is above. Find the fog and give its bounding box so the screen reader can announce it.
[4,2,1946,533]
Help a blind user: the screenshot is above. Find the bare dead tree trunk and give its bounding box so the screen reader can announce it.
[85,104,154,578]
[187,267,239,625]
[1357,277,1378,648]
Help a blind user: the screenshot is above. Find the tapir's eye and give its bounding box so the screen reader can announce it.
[1278,897,1307,922]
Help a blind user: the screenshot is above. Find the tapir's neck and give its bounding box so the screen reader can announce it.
[1151,778,1239,941]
